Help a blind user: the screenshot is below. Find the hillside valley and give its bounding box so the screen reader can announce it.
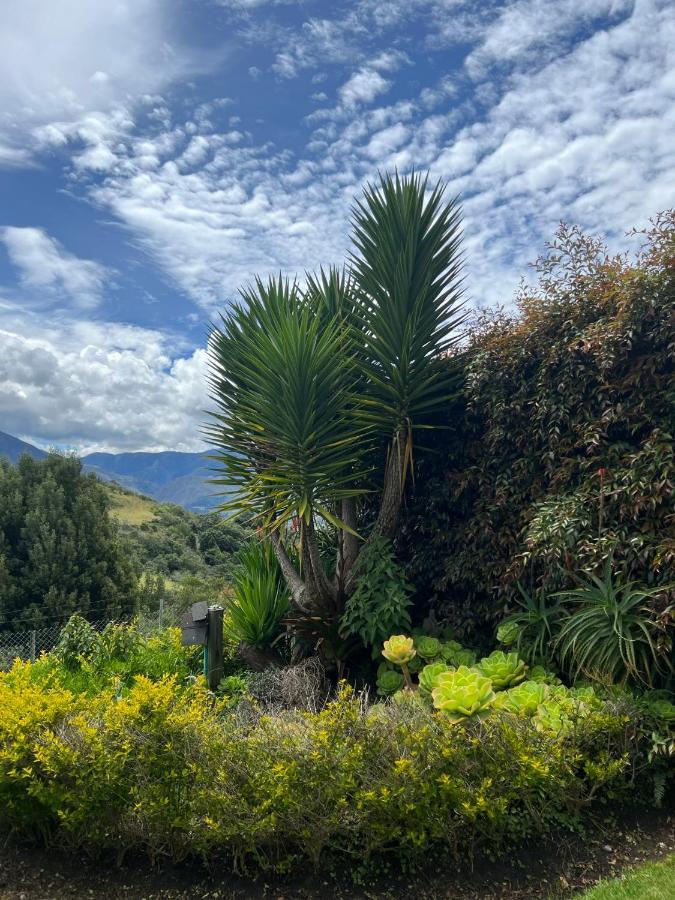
[0,430,221,512]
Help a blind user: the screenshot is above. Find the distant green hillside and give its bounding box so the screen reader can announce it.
[104,481,248,580]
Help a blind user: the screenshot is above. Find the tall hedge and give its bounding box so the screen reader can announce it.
[400,212,675,639]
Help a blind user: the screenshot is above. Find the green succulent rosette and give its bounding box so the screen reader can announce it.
[382,634,416,666]
[534,700,571,734]
[478,650,527,690]
[414,635,442,660]
[419,661,451,696]
[377,669,405,696]
[431,665,496,723]
[496,621,521,645]
[441,641,477,667]
[528,665,561,685]
[493,681,549,716]
[407,653,424,674]
[645,699,675,724]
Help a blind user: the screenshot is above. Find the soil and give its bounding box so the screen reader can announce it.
[0,807,673,900]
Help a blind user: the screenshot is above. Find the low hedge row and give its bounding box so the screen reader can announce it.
[0,662,658,874]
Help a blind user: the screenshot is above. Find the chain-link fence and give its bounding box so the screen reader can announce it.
[0,619,117,671]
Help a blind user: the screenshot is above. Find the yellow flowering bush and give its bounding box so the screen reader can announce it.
[0,660,655,874]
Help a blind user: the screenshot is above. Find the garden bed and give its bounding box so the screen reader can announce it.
[0,807,672,899]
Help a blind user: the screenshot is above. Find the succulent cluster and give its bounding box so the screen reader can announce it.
[431,667,496,723]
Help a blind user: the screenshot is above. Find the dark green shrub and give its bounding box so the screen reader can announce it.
[399,212,675,650]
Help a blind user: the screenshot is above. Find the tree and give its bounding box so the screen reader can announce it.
[207,172,465,623]
[0,453,138,629]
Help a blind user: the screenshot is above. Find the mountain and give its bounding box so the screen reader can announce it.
[0,430,224,512]
[0,431,47,463]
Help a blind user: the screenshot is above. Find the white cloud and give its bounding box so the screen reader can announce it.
[0,0,206,167]
[339,68,391,107]
[0,315,209,452]
[1,228,110,310]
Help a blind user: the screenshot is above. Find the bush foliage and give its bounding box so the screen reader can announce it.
[0,454,138,629]
[0,662,657,873]
[400,212,675,642]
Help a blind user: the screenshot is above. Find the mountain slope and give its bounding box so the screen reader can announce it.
[0,430,223,512]
[0,431,47,463]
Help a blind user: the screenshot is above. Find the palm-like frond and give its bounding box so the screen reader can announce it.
[206,275,371,530]
[351,171,466,434]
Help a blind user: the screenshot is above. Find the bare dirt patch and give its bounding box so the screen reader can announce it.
[0,807,672,900]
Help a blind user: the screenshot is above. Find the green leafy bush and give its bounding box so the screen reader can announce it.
[53,615,100,669]
[431,665,496,722]
[340,536,413,649]
[398,214,675,643]
[478,651,527,690]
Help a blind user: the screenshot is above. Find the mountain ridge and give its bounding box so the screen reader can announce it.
[0,430,220,512]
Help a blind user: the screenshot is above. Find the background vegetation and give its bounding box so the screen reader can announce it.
[399,212,675,647]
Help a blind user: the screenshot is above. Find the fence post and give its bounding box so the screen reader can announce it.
[158,595,164,630]
[205,606,224,691]
[30,630,36,662]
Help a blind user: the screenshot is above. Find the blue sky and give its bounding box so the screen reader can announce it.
[1,0,673,453]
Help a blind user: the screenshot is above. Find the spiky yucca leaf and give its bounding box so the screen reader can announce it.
[351,171,465,436]
[207,276,371,530]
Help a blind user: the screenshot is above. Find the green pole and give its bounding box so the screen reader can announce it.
[203,645,209,680]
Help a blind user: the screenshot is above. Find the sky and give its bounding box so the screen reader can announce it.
[0,0,673,454]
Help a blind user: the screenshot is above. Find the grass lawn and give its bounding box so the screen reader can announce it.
[580,855,675,899]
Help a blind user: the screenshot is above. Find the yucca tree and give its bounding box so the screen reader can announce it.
[207,172,465,617]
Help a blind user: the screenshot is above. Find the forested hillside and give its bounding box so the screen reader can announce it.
[0,455,248,631]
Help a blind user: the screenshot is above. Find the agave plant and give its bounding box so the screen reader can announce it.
[493,681,549,716]
[554,558,673,686]
[478,651,527,690]
[497,583,562,664]
[419,661,451,696]
[226,541,290,648]
[431,666,496,723]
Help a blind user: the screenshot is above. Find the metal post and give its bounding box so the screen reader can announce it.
[158,595,164,630]
[30,630,36,662]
